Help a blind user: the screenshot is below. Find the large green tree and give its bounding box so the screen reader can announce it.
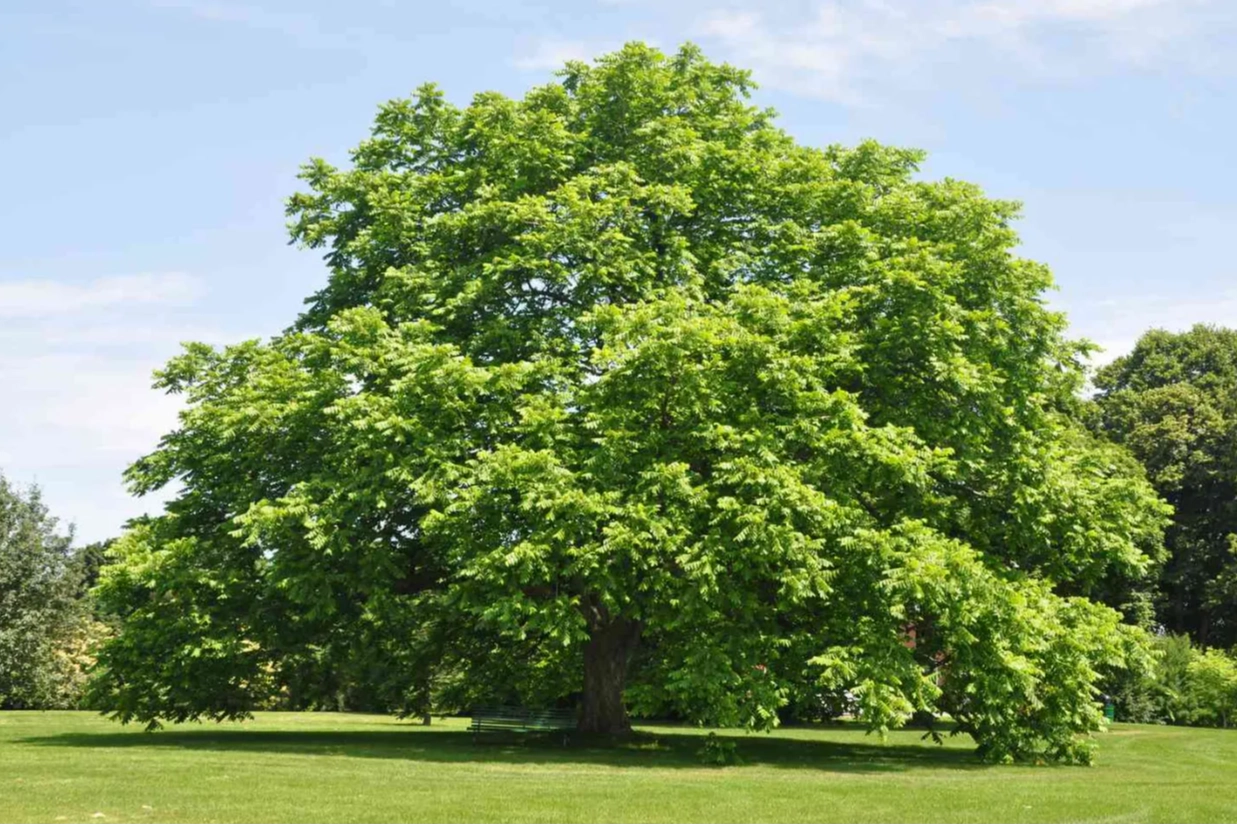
[1090,325,1237,646]
[91,43,1168,763]
[0,474,86,708]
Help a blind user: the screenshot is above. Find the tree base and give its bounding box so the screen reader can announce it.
[578,616,640,735]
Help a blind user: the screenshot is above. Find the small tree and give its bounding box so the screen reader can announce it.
[1186,650,1237,728]
[0,474,86,708]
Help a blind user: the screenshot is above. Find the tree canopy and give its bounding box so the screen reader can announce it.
[91,43,1168,763]
[0,474,89,709]
[1090,324,1237,647]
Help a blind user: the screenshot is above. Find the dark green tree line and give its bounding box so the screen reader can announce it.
[1089,325,1237,647]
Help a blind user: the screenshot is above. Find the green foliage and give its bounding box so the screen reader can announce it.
[1104,631,1187,723]
[0,474,90,709]
[92,43,1167,762]
[1153,633,1200,720]
[1102,632,1237,728]
[696,731,742,765]
[73,539,114,600]
[1185,649,1237,728]
[1090,325,1237,646]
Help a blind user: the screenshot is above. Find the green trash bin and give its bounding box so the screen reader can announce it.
[1104,701,1116,722]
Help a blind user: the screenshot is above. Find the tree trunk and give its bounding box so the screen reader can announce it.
[578,617,640,734]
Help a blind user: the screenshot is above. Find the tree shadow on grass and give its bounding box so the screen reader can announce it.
[21,721,991,774]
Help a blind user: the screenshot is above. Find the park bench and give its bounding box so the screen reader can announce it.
[469,705,576,744]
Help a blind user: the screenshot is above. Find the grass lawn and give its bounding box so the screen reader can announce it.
[2,712,1235,823]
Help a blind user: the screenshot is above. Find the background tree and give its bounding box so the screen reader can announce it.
[1089,325,1237,646]
[73,539,114,598]
[0,473,88,708]
[91,43,1167,763]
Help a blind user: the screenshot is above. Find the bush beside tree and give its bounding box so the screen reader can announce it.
[1107,633,1237,728]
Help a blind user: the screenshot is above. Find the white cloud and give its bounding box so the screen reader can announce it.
[695,0,1233,103]
[514,40,601,70]
[0,272,219,541]
[0,354,183,455]
[1076,288,1237,366]
[0,320,223,348]
[0,273,202,319]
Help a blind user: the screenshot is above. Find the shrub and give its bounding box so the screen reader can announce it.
[1185,650,1237,728]
[697,732,742,766]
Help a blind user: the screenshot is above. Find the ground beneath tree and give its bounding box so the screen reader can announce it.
[2,712,1234,822]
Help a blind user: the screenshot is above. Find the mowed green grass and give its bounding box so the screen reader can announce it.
[2,712,1235,823]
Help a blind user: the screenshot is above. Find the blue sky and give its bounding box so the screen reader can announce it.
[2,0,1235,542]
